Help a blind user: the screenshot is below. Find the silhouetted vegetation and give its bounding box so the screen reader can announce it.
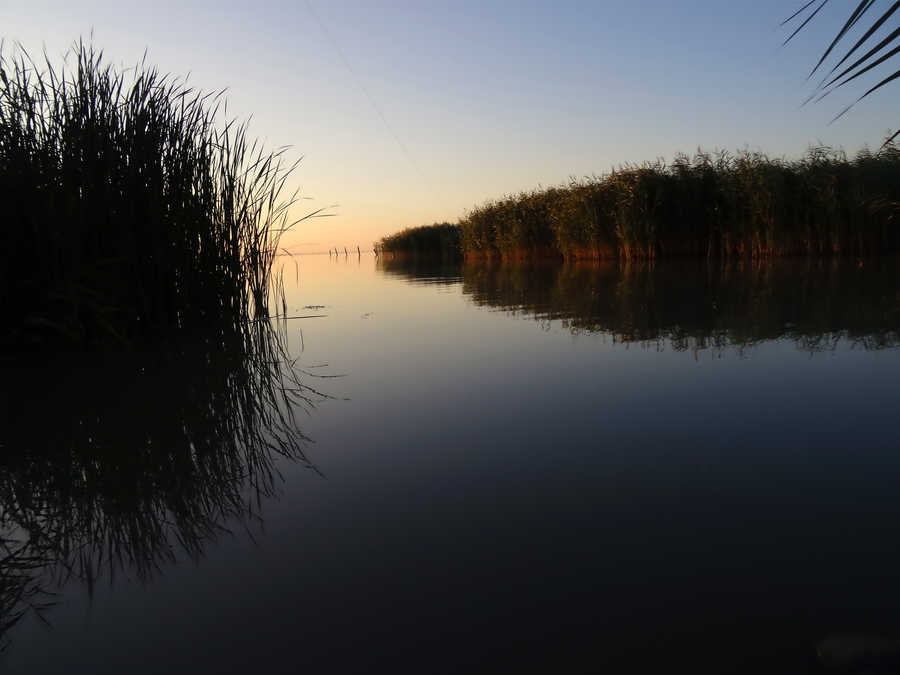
[379,257,900,353]
[459,145,900,260]
[782,1,900,140]
[380,145,900,261]
[0,40,328,648]
[0,40,317,349]
[374,222,461,259]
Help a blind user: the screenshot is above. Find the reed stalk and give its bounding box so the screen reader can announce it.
[0,40,313,348]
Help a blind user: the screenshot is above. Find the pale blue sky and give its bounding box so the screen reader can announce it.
[6,1,899,250]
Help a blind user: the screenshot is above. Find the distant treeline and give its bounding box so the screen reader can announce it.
[380,145,900,261]
[375,222,461,258]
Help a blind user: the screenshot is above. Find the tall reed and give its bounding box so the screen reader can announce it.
[452,144,900,261]
[0,40,322,644]
[0,40,309,348]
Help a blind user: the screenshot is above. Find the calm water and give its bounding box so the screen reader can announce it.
[3,255,900,673]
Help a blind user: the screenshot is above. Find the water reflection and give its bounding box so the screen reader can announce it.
[0,320,315,649]
[380,257,900,351]
[376,258,463,287]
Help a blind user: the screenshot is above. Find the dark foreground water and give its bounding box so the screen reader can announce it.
[3,255,900,674]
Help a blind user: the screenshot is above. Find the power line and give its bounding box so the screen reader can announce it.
[304,0,429,184]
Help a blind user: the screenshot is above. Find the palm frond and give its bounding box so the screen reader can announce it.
[783,0,899,138]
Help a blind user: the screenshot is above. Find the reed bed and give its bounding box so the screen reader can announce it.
[0,40,323,648]
[375,222,460,259]
[385,145,900,262]
[0,40,308,348]
[464,145,900,260]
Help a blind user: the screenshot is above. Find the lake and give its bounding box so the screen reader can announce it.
[3,254,900,673]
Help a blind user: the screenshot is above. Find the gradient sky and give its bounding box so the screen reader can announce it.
[7,1,900,251]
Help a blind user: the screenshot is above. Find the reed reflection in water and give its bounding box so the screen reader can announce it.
[379,256,900,353]
[2,253,899,672]
[0,317,320,649]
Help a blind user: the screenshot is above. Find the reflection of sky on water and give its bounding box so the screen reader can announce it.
[5,254,900,674]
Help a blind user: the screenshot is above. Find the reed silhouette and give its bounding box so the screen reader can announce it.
[378,145,900,262]
[0,40,323,349]
[0,42,328,646]
[458,145,900,261]
[375,223,461,259]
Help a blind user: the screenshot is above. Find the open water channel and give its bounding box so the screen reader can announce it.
[3,254,900,673]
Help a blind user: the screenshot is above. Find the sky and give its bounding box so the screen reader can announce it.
[6,1,900,252]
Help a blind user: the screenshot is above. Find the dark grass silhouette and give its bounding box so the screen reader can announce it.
[0,40,324,349]
[0,39,328,650]
[375,222,461,259]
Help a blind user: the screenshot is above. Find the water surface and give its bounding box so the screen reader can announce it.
[3,255,900,673]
